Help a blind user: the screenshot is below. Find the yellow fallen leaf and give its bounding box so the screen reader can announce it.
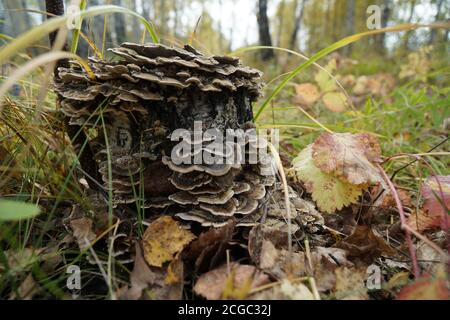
[143,216,196,267]
[322,91,347,113]
[292,145,366,213]
[165,254,184,285]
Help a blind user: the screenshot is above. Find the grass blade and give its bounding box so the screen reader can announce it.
[0,199,40,221]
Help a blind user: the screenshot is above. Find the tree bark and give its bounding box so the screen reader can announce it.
[257,0,274,60]
[429,0,444,44]
[44,0,69,72]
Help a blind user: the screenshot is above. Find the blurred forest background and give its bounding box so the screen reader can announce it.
[1,0,448,60]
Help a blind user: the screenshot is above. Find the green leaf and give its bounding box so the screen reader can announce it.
[0,200,41,221]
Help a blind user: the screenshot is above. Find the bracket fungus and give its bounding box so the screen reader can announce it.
[55,42,277,227]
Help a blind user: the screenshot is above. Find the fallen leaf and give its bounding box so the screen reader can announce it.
[193,263,270,300]
[118,243,183,300]
[334,267,368,300]
[396,268,449,300]
[312,132,382,185]
[70,217,96,251]
[407,209,441,233]
[339,74,356,87]
[9,273,40,300]
[353,76,370,95]
[386,272,410,290]
[185,220,235,272]
[251,279,316,300]
[248,224,352,292]
[309,247,353,293]
[380,188,412,209]
[292,145,366,213]
[259,240,279,270]
[165,254,184,285]
[420,175,450,230]
[337,225,396,263]
[256,239,307,278]
[313,59,349,112]
[293,83,320,107]
[322,92,347,112]
[416,240,446,275]
[143,216,196,267]
[248,224,290,262]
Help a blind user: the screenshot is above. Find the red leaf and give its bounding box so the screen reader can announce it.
[397,273,449,300]
[420,175,450,231]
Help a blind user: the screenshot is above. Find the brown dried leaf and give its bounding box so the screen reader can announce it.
[258,240,307,279]
[118,243,183,300]
[380,188,412,209]
[312,132,382,185]
[337,225,396,263]
[293,83,320,107]
[69,217,97,251]
[142,216,196,267]
[334,267,369,300]
[193,263,270,300]
[251,279,316,300]
[407,209,441,233]
[248,224,290,263]
[9,273,40,300]
[185,220,235,272]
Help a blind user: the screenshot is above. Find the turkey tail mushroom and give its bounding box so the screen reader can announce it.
[54,41,278,227]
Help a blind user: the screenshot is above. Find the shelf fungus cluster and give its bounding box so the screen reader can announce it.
[55,42,277,227]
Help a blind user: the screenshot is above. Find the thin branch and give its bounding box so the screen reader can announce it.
[377,163,420,278]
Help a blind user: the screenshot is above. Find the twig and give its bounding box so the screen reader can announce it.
[385,136,448,180]
[372,137,449,210]
[377,163,420,278]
